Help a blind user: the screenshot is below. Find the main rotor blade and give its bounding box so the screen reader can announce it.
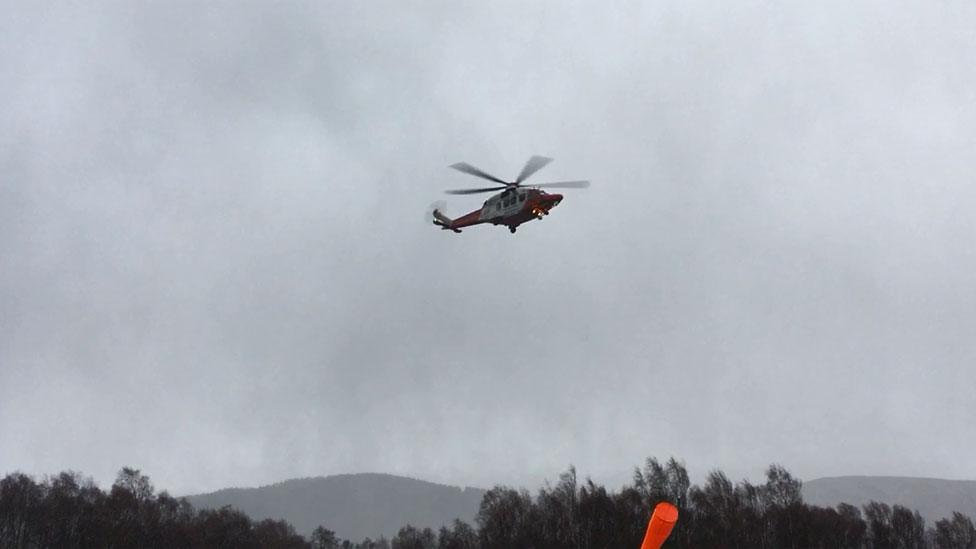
[515,155,553,184]
[445,185,508,195]
[448,162,508,185]
[531,180,591,189]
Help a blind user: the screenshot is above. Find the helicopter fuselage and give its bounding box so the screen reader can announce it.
[434,188,563,233]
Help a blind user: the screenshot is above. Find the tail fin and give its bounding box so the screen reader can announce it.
[432,208,462,233]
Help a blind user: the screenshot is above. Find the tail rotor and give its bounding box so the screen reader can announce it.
[428,201,461,233]
[426,200,447,224]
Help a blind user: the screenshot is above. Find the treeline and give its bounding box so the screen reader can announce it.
[2,460,975,548]
[0,468,312,548]
[470,460,976,549]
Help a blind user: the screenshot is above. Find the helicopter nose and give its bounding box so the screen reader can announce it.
[548,193,563,206]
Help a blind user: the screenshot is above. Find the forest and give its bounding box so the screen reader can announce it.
[1,459,974,548]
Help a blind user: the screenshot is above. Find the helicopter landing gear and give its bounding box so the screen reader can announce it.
[509,226,517,234]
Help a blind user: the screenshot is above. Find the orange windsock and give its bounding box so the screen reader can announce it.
[640,501,678,549]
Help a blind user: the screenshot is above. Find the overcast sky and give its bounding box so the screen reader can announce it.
[2,1,975,496]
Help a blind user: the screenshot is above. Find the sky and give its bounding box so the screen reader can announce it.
[2,1,975,497]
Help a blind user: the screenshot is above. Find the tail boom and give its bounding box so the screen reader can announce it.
[432,209,462,233]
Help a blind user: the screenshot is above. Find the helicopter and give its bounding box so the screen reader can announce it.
[432,155,589,234]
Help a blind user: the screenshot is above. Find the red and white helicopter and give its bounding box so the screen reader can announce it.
[432,155,589,234]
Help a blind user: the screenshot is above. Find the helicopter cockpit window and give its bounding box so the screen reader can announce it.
[518,194,525,202]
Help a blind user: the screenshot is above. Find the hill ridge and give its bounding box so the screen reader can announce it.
[803,475,976,526]
[187,472,484,497]
[184,472,486,541]
[186,473,976,541]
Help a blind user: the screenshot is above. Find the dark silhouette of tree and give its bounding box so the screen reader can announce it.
[253,518,310,548]
[0,468,321,548]
[196,506,258,548]
[664,458,691,509]
[865,501,895,548]
[733,479,768,549]
[364,536,392,549]
[391,524,436,549]
[536,466,581,548]
[633,456,692,547]
[688,470,748,547]
[313,525,341,548]
[115,467,155,502]
[35,471,93,547]
[0,472,44,547]
[612,485,649,547]
[438,519,478,549]
[761,465,804,549]
[837,503,868,549]
[763,464,802,508]
[935,512,976,549]
[634,457,670,508]
[476,487,538,549]
[4,460,971,548]
[890,505,926,549]
[575,478,621,548]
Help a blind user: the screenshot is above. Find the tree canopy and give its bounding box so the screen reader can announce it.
[1,460,970,548]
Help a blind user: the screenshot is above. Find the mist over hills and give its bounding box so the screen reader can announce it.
[184,473,485,540]
[803,476,976,526]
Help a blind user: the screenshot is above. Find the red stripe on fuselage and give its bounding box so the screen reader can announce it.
[449,209,488,228]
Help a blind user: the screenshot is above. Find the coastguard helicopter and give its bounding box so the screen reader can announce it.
[432,155,589,234]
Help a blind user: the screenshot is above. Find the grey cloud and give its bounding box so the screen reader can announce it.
[2,1,975,495]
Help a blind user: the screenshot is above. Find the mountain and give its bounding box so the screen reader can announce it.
[184,473,976,541]
[803,476,976,525]
[185,473,486,541]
